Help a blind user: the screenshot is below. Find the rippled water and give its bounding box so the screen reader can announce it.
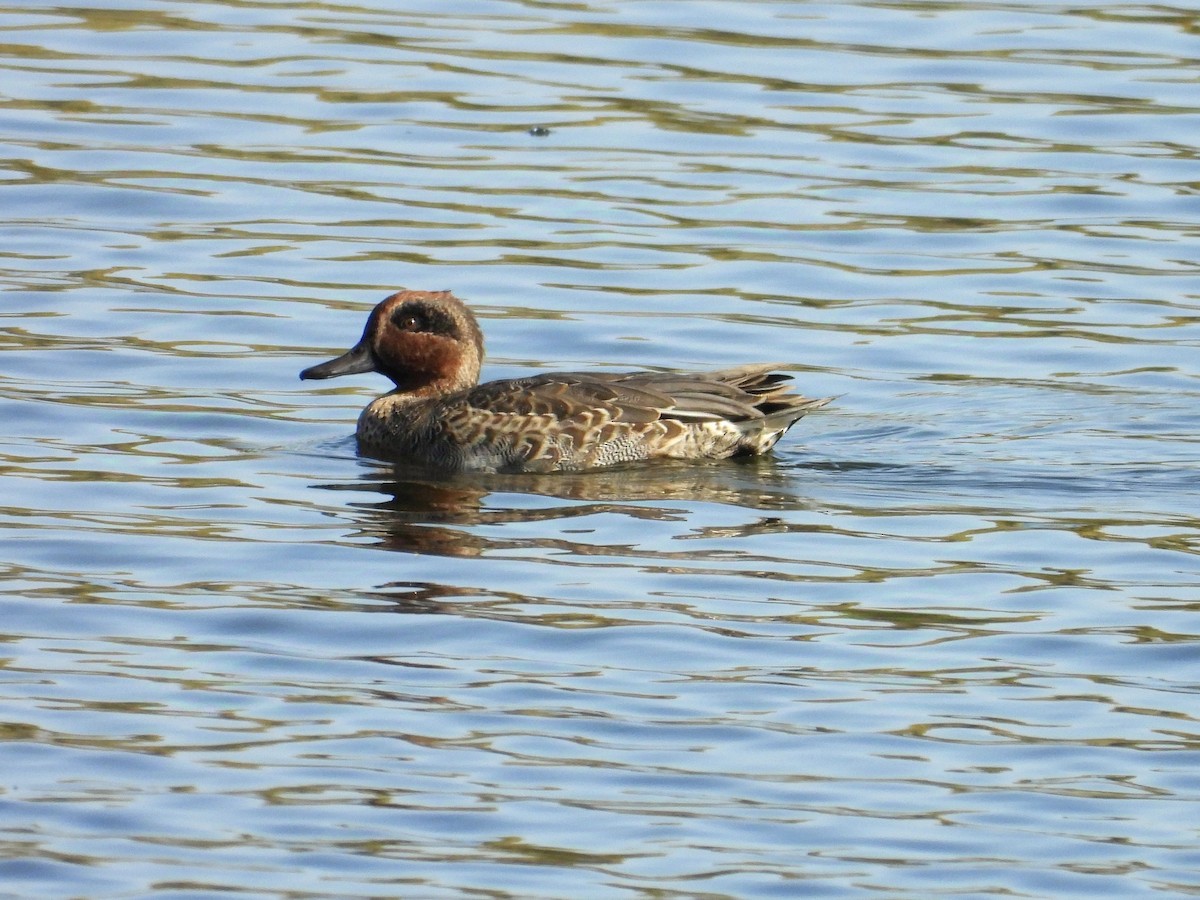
[3,1,1199,896]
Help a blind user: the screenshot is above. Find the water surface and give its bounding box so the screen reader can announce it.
[2,1,1199,897]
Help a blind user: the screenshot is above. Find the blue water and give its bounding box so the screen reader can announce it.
[2,1,1199,896]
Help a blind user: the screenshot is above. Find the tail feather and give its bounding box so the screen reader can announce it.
[737,395,833,454]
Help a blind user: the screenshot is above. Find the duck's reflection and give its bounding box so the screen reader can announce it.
[313,455,823,557]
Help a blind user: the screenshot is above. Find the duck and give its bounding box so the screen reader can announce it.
[299,290,830,473]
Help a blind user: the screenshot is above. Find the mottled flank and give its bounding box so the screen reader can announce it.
[301,290,831,473]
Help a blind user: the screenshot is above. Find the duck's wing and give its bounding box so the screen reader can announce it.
[445,367,828,429]
[447,372,672,424]
[604,365,829,424]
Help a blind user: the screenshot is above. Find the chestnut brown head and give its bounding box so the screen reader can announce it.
[300,290,484,396]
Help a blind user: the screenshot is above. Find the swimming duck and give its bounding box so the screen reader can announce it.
[300,290,830,473]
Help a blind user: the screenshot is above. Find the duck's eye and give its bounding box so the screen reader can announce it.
[391,308,425,332]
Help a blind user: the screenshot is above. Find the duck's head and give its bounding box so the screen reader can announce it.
[300,290,484,395]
